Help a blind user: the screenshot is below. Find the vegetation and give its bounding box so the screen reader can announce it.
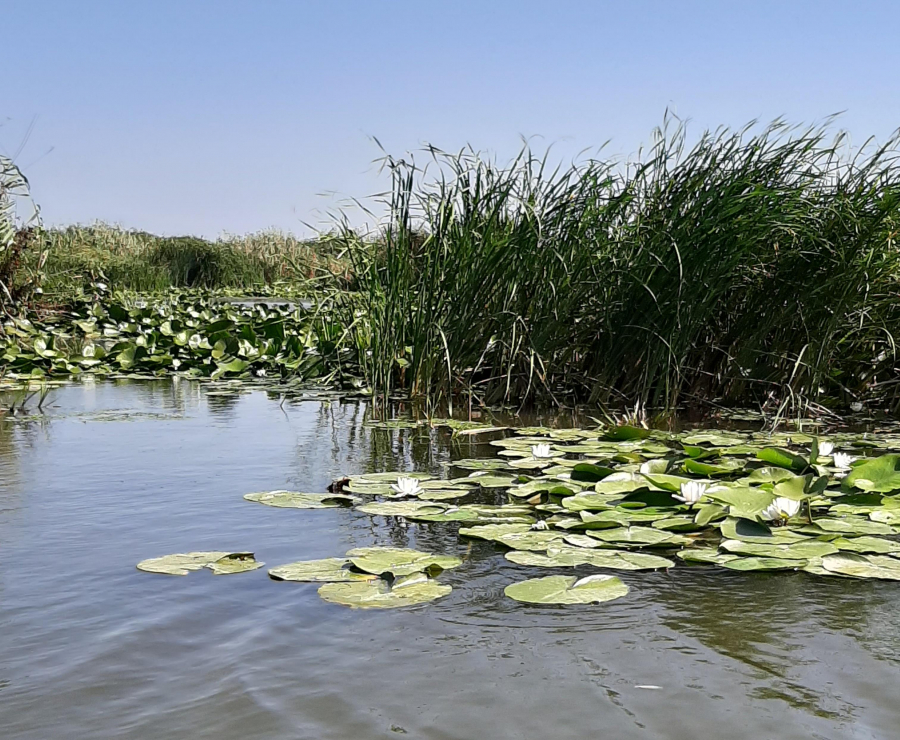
[34,224,351,296]
[339,120,900,415]
[0,154,46,313]
[140,424,900,608]
[6,119,900,416]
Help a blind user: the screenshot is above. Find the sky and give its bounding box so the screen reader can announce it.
[4,0,900,238]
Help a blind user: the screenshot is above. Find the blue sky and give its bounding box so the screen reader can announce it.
[5,0,900,237]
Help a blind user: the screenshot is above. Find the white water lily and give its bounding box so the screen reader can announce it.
[850,401,864,412]
[760,496,802,523]
[531,443,552,459]
[390,477,422,497]
[817,441,834,458]
[674,481,708,506]
[833,452,858,471]
[530,520,550,531]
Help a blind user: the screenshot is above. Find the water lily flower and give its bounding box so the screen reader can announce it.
[833,452,858,471]
[760,497,802,523]
[255,368,267,377]
[817,441,834,458]
[531,520,550,531]
[531,443,552,459]
[674,481,707,506]
[850,402,864,412]
[390,476,422,497]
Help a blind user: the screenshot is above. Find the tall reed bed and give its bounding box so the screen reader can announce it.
[340,121,900,413]
[36,224,351,296]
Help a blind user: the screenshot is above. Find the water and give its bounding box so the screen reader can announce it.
[1,381,899,739]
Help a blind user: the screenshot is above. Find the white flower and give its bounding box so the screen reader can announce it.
[850,402,864,412]
[255,368,267,377]
[674,481,708,506]
[760,497,802,522]
[390,476,422,497]
[833,452,858,470]
[530,520,550,531]
[817,441,834,458]
[531,443,552,459]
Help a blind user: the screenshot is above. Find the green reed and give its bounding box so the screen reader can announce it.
[339,120,900,414]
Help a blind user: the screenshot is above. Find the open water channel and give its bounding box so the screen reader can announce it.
[0,380,898,739]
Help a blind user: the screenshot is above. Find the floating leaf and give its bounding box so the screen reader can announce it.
[356,501,447,517]
[244,490,357,509]
[268,558,375,582]
[137,551,263,576]
[676,548,739,565]
[346,546,462,577]
[506,546,673,570]
[820,552,900,580]
[318,572,452,608]
[844,455,900,493]
[587,526,690,548]
[721,557,807,572]
[831,536,900,554]
[720,538,838,560]
[504,574,629,604]
[458,523,533,540]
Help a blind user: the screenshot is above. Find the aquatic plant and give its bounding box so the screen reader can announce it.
[339,119,900,414]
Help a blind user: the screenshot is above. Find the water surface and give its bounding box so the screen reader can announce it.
[1,381,898,739]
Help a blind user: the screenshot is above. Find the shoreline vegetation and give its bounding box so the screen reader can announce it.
[3,120,900,418]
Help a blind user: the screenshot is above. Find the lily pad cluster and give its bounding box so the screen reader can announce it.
[270,547,461,608]
[339,425,900,582]
[0,289,362,384]
[137,423,900,611]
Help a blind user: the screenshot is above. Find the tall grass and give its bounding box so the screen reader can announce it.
[0,154,45,313]
[35,224,351,296]
[340,120,900,414]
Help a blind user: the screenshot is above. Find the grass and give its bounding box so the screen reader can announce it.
[339,120,900,415]
[33,224,351,297]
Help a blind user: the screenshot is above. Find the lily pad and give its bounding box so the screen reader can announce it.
[244,491,358,509]
[504,574,629,604]
[676,548,739,565]
[831,536,900,554]
[356,501,447,517]
[506,546,673,570]
[586,526,690,548]
[844,455,900,493]
[137,551,263,576]
[721,557,807,572]
[458,523,534,540]
[318,572,452,608]
[346,546,463,576]
[268,558,376,582]
[495,531,566,551]
[820,552,900,580]
[720,539,838,560]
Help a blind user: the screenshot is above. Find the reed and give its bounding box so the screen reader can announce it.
[339,120,900,414]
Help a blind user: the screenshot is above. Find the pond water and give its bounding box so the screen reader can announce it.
[1,381,898,740]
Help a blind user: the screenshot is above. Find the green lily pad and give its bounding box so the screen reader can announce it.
[495,531,566,550]
[800,517,894,536]
[346,546,463,576]
[506,546,673,570]
[318,572,452,608]
[458,523,534,540]
[820,552,900,580]
[356,501,447,517]
[721,556,807,572]
[844,455,900,493]
[137,551,263,576]
[720,539,838,560]
[676,548,739,565]
[268,558,376,582]
[244,491,358,509]
[587,526,690,548]
[831,536,900,554]
[504,574,629,604]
